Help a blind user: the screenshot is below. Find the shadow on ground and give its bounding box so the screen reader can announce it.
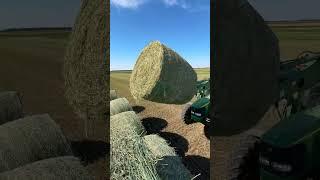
[70,140,109,166]
[141,117,168,134]
[183,155,210,180]
[132,105,145,114]
[158,132,189,157]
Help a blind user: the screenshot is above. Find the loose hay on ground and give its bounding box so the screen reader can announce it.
[130,41,197,104]
[63,0,108,140]
[110,113,160,180]
[0,114,72,172]
[0,156,94,180]
[143,134,192,180]
[110,90,118,100]
[110,98,132,116]
[110,111,145,136]
[0,91,23,125]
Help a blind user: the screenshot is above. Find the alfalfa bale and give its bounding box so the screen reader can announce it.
[63,0,108,140]
[130,41,197,104]
[110,113,160,179]
[143,134,192,180]
[0,156,94,180]
[0,91,23,125]
[0,114,72,173]
[110,111,145,136]
[110,90,118,100]
[110,98,133,116]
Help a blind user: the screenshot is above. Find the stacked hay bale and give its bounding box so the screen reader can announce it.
[143,134,192,180]
[130,41,197,104]
[0,114,72,172]
[110,90,118,100]
[110,98,133,116]
[0,156,94,180]
[0,91,23,125]
[63,0,108,140]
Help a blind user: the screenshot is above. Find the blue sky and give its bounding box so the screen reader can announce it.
[110,0,210,70]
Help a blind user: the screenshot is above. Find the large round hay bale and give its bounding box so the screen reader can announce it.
[212,0,280,134]
[110,98,132,116]
[0,114,72,172]
[110,115,159,179]
[110,90,118,100]
[130,41,197,104]
[0,156,94,180]
[0,91,23,125]
[110,111,145,136]
[63,0,108,140]
[143,134,192,180]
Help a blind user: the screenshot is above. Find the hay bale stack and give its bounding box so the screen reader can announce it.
[0,91,23,125]
[143,134,192,180]
[110,111,145,136]
[63,0,108,140]
[110,90,118,100]
[130,41,197,104]
[110,113,159,179]
[0,114,72,172]
[0,156,94,180]
[110,98,132,116]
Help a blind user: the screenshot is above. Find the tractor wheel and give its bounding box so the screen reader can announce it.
[181,104,193,124]
[228,135,260,180]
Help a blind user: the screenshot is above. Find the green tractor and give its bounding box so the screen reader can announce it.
[181,79,211,126]
[228,51,320,180]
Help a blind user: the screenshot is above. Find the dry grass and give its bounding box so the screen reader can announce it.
[130,41,197,104]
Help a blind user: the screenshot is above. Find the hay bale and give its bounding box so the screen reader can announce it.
[110,90,118,100]
[0,156,94,180]
[110,98,132,116]
[212,0,280,134]
[0,114,72,172]
[130,41,197,104]
[110,111,145,136]
[0,91,23,125]
[143,134,192,180]
[63,0,108,139]
[110,114,159,179]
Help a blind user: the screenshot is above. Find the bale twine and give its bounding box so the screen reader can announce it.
[63,0,108,140]
[110,98,132,116]
[130,41,197,104]
[110,111,145,136]
[0,114,72,172]
[110,90,118,100]
[0,91,23,125]
[0,156,94,180]
[143,134,192,180]
[110,113,159,179]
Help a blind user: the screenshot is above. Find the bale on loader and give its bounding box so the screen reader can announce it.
[110,98,132,116]
[130,41,197,104]
[63,0,108,139]
[0,156,94,180]
[0,114,72,172]
[110,113,159,179]
[143,134,192,180]
[110,90,118,100]
[110,111,145,136]
[0,91,23,125]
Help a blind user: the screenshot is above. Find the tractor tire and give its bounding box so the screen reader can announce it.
[181,104,193,125]
[227,135,260,180]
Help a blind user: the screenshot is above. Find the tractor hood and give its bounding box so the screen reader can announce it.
[262,105,320,148]
[192,97,210,109]
[212,0,280,134]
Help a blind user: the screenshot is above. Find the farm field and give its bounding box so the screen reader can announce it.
[111,68,211,179]
[0,30,105,180]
